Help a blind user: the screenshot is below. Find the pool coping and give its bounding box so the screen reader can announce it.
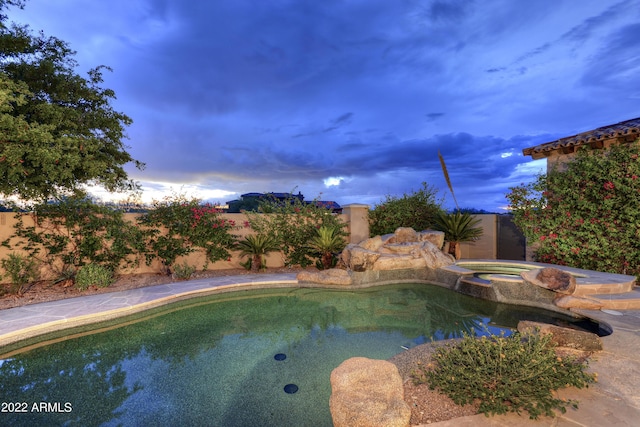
[3,260,638,351]
[446,259,637,288]
[0,273,301,350]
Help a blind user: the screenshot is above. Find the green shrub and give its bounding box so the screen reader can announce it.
[433,211,484,259]
[307,225,347,269]
[172,262,196,280]
[506,141,640,277]
[3,196,146,277]
[75,263,114,290]
[412,332,595,419]
[1,252,40,295]
[368,182,443,236]
[244,195,347,268]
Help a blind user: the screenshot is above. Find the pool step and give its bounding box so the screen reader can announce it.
[589,287,640,310]
[573,280,636,296]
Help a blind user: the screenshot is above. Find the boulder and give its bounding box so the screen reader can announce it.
[359,236,384,252]
[297,268,352,286]
[416,241,455,268]
[342,245,381,272]
[372,254,426,271]
[521,267,577,295]
[329,357,410,427]
[339,243,356,268]
[418,230,445,249]
[305,227,452,285]
[517,320,603,352]
[381,242,423,254]
[391,227,419,243]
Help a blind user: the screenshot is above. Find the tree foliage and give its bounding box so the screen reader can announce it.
[0,0,141,201]
[368,182,443,236]
[506,142,640,277]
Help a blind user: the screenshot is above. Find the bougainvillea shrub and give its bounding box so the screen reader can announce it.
[506,141,640,277]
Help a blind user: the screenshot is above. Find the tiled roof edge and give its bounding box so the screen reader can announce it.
[523,117,640,156]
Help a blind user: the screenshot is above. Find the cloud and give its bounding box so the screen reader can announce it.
[8,0,640,212]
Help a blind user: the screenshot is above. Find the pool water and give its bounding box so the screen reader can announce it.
[0,283,603,427]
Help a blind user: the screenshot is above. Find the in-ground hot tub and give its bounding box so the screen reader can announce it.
[437,259,636,315]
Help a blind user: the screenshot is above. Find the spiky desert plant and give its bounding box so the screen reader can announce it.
[434,212,483,259]
[237,234,280,272]
[307,225,347,269]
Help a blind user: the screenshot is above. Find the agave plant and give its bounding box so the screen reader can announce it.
[236,234,280,272]
[307,225,347,269]
[433,212,483,259]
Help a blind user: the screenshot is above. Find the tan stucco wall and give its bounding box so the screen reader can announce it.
[0,210,506,279]
[342,204,370,244]
[459,214,497,259]
[0,211,354,277]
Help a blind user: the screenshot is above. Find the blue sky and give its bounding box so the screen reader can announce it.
[8,0,640,211]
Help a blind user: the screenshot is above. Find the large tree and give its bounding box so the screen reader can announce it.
[0,0,142,201]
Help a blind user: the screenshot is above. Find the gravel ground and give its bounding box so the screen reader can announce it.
[390,341,480,424]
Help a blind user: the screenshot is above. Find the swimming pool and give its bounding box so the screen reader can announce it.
[0,283,605,426]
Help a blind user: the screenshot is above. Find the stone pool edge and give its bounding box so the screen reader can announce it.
[0,275,303,351]
[3,260,632,352]
[0,273,463,352]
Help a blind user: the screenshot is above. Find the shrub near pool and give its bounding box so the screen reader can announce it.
[412,331,596,419]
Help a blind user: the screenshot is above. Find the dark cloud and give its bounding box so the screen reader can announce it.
[580,23,640,89]
[8,0,640,211]
[425,113,445,121]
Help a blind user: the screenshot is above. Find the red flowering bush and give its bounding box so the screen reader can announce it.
[506,141,640,277]
[138,196,238,274]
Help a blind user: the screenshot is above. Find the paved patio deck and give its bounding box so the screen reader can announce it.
[0,273,298,348]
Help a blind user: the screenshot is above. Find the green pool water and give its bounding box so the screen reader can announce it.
[0,283,604,427]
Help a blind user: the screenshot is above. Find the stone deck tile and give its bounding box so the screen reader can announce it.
[0,273,299,342]
[592,288,640,310]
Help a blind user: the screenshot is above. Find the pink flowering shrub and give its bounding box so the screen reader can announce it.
[506,141,640,277]
[138,196,237,274]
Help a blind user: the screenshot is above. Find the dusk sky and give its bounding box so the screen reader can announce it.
[9,0,640,211]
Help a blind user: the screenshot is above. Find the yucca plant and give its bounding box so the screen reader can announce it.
[307,225,347,270]
[434,212,483,259]
[236,234,280,272]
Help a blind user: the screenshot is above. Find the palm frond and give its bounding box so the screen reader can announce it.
[433,212,483,242]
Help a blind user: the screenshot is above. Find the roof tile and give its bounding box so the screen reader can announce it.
[523,117,640,157]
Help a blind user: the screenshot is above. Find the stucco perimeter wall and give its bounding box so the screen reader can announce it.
[0,209,359,276]
[459,214,497,259]
[0,209,504,277]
